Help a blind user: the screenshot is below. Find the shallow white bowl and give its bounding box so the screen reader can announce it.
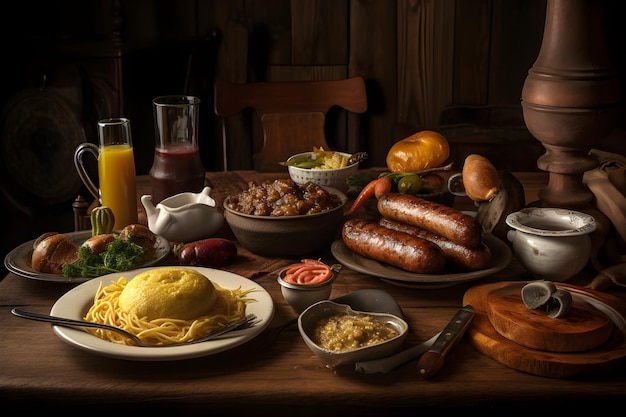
[298,300,409,367]
[287,152,359,192]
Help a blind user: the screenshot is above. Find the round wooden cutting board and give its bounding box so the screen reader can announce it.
[462,281,626,378]
[485,291,613,352]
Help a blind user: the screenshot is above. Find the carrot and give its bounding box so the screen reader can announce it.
[344,177,392,216]
[282,259,333,285]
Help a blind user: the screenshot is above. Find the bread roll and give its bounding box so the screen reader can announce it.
[31,233,79,274]
[32,232,60,250]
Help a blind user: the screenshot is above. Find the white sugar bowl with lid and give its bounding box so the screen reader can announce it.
[505,207,596,282]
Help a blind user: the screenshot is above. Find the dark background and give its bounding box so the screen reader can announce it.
[1,0,625,275]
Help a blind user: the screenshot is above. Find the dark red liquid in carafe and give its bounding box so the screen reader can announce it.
[149,145,205,204]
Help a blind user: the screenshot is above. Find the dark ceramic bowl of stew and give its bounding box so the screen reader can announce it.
[223,180,348,258]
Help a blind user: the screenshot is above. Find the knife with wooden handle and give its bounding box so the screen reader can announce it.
[354,332,440,374]
[417,305,475,379]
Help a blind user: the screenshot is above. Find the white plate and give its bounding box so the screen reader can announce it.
[331,233,511,288]
[49,266,274,361]
[4,230,171,283]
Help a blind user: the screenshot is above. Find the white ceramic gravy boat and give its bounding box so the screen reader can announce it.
[141,186,224,243]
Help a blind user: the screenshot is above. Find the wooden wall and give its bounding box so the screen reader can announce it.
[80,0,553,173]
[199,0,550,171]
[2,0,624,176]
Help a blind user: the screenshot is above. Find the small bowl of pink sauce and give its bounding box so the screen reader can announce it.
[277,260,341,313]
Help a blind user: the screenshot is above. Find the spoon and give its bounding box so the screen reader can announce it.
[11,308,257,347]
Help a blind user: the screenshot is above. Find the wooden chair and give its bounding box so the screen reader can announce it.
[214,76,368,172]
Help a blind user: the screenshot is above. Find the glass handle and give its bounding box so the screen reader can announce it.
[74,143,101,202]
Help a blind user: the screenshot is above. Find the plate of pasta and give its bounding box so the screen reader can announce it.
[49,266,274,361]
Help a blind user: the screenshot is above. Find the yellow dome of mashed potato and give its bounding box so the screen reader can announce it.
[119,268,217,320]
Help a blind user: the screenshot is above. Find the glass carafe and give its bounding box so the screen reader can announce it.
[149,95,206,204]
[74,118,138,230]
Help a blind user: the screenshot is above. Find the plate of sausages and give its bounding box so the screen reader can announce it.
[333,193,512,288]
[331,233,510,288]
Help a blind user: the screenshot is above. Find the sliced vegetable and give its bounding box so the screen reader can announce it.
[282,259,333,285]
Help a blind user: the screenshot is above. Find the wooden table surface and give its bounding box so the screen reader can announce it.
[2,170,625,415]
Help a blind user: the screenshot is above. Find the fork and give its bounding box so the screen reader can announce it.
[11,308,258,347]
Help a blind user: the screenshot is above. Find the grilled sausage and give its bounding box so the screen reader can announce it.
[378,218,491,271]
[82,233,117,256]
[377,193,483,248]
[342,218,445,274]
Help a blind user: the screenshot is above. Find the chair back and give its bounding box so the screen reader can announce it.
[214,77,367,172]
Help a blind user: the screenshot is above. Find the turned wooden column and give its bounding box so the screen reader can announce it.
[521,0,621,208]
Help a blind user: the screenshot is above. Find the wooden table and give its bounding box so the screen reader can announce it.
[2,170,625,415]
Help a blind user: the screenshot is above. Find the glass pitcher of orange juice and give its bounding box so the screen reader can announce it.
[74,118,138,230]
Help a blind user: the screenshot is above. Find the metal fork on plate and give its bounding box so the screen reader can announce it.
[11,308,258,347]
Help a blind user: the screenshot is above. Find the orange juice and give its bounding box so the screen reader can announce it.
[98,144,138,229]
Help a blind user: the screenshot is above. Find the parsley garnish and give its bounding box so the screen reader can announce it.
[62,238,144,278]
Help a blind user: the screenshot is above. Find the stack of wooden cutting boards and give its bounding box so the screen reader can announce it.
[463,281,626,378]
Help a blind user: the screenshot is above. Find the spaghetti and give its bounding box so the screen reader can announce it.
[84,273,255,346]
